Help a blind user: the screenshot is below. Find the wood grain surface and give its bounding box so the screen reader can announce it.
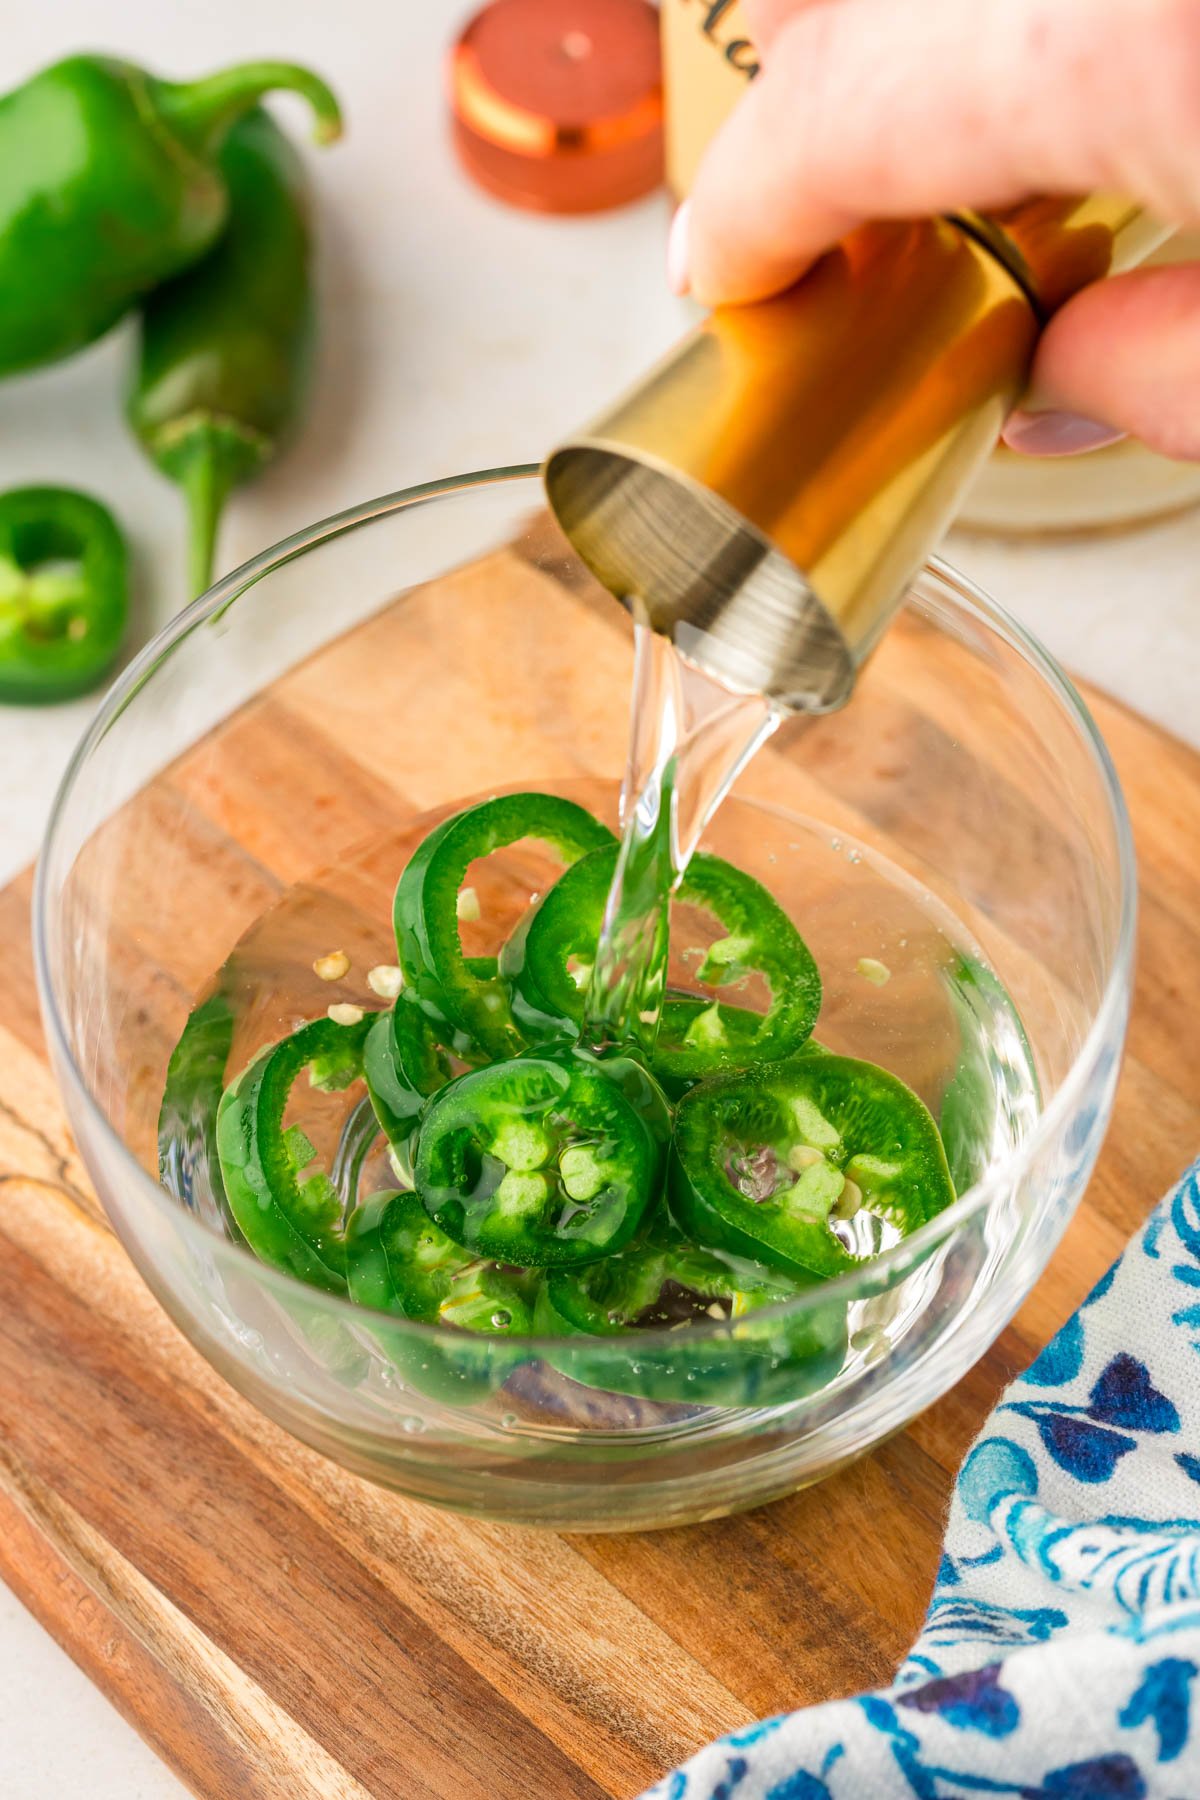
[0,537,1196,1800]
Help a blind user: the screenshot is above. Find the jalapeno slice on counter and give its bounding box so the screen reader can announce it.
[534,1231,846,1405]
[501,843,821,1086]
[394,794,616,1061]
[215,1012,374,1292]
[670,1053,955,1280]
[412,1045,668,1267]
[0,486,129,702]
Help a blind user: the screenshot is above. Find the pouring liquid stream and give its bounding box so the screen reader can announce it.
[580,619,780,1055]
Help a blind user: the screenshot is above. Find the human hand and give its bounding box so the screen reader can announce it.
[669,0,1200,457]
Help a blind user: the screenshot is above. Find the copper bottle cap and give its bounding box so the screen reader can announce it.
[449,0,663,214]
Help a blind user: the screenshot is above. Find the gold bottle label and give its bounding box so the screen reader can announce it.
[661,0,758,197]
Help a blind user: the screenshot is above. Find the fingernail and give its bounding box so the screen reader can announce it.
[667,200,692,297]
[1002,410,1126,457]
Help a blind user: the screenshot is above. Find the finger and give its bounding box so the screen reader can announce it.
[1003,263,1200,459]
[688,0,1200,305]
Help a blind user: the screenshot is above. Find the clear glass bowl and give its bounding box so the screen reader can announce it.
[34,467,1135,1530]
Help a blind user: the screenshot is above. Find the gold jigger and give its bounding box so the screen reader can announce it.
[544,197,1165,711]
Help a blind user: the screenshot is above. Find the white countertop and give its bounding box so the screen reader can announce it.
[1,2,1198,1794]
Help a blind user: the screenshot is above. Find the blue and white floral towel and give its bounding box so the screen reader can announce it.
[643,1160,1200,1800]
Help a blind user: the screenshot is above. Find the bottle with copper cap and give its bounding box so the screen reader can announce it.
[544,196,1168,713]
[449,0,663,213]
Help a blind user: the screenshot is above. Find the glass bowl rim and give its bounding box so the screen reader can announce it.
[32,463,1137,1347]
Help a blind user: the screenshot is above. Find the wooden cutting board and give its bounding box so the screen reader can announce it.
[0,535,1197,1800]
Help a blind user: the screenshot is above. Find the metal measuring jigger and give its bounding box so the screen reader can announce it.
[545,196,1162,712]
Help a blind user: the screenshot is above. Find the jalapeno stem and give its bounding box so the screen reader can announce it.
[153,62,343,157]
[180,435,237,597]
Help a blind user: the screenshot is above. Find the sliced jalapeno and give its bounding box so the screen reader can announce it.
[412,1044,668,1267]
[938,954,1041,1195]
[158,987,235,1219]
[0,486,129,702]
[363,1004,443,1157]
[215,1012,375,1292]
[534,1229,846,1405]
[670,1053,955,1280]
[364,957,502,1159]
[344,1189,537,1401]
[393,794,616,1062]
[501,843,820,1087]
[345,1189,536,1328]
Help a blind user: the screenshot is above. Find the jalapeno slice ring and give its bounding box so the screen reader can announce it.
[670,1053,956,1280]
[501,843,821,1085]
[345,1189,537,1400]
[215,1012,374,1292]
[412,1045,668,1267]
[364,957,506,1163]
[363,1004,445,1156]
[158,987,235,1220]
[535,1231,847,1404]
[0,485,129,702]
[393,793,616,1062]
[345,1189,537,1329]
[938,954,1041,1196]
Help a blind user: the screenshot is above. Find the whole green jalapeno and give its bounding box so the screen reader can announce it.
[0,54,340,378]
[127,107,319,596]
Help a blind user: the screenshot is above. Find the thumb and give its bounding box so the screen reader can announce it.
[1004,263,1200,459]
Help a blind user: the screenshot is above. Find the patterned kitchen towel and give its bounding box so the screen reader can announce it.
[642,1159,1200,1800]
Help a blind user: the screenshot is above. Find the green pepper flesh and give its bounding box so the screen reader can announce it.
[127,106,319,596]
[215,1012,374,1293]
[0,486,128,702]
[671,1052,956,1279]
[394,794,616,1061]
[412,1045,668,1267]
[345,1189,537,1331]
[0,55,339,378]
[534,1228,847,1405]
[502,842,821,1087]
